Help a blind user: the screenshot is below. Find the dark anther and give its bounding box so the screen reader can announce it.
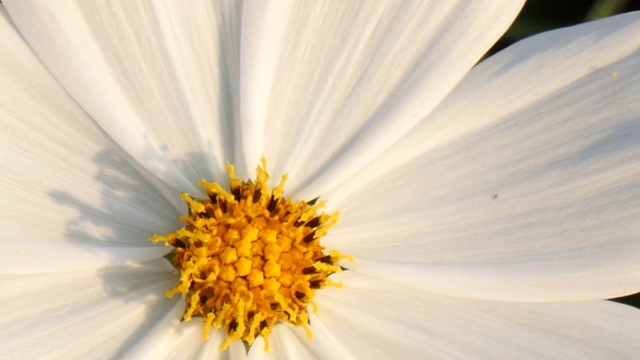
[220,200,228,213]
[270,302,280,310]
[306,197,319,206]
[253,187,262,203]
[194,240,203,248]
[248,311,255,321]
[200,295,208,304]
[306,217,321,229]
[302,266,317,275]
[315,255,333,264]
[231,187,242,202]
[173,239,186,249]
[228,319,238,333]
[208,193,218,204]
[340,266,349,271]
[294,217,304,227]
[259,320,268,331]
[267,195,278,212]
[302,231,316,244]
[204,207,215,218]
[309,280,323,289]
[295,291,306,300]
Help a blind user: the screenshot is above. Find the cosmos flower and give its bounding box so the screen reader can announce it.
[1,0,640,358]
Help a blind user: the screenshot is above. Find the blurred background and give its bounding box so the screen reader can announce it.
[493,0,640,309]
[492,0,640,54]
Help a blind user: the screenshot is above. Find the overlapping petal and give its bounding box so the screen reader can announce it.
[4,0,243,192]
[0,8,181,273]
[313,274,640,358]
[0,259,177,359]
[3,0,524,191]
[122,299,248,360]
[0,0,638,358]
[250,1,525,196]
[328,12,640,301]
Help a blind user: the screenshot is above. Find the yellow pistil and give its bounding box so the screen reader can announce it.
[152,158,349,350]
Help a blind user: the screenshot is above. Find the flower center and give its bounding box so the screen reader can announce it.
[151,158,350,350]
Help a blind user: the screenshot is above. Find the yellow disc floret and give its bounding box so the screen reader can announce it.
[151,158,350,350]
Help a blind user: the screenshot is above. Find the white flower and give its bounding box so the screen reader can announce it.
[1,1,640,359]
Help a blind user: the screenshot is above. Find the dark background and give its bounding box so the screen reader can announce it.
[492,0,640,54]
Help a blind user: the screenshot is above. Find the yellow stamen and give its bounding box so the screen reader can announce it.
[151,158,349,349]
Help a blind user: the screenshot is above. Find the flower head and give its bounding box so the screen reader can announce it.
[1,1,640,358]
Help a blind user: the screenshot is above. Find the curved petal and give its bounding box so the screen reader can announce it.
[327,12,640,301]
[314,273,640,358]
[237,0,524,196]
[0,259,179,359]
[0,7,182,274]
[4,0,244,191]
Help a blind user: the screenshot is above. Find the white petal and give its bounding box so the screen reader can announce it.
[0,7,182,273]
[4,0,244,191]
[238,0,296,177]
[237,1,524,196]
[0,259,179,359]
[123,301,248,360]
[314,273,640,358]
[122,289,248,360]
[193,333,248,360]
[248,318,353,360]
[327,12,640,301]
